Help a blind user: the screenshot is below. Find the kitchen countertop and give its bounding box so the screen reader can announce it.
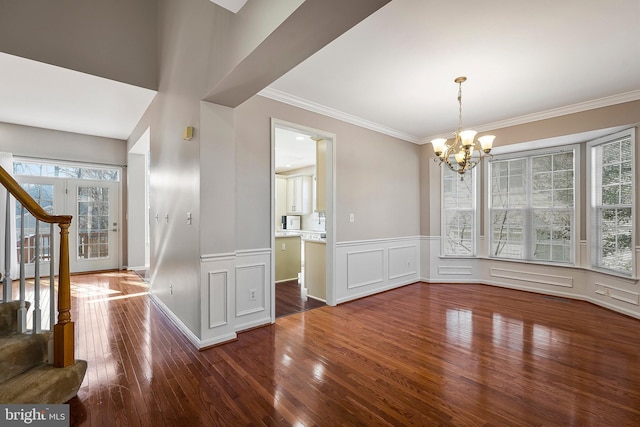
[276,230,326,242]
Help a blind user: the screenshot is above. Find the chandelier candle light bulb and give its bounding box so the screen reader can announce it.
[431,76,495,176]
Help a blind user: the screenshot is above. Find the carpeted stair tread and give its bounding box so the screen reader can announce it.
[0,301,30,336]
[0,360,87,404]
[0,332,50,382]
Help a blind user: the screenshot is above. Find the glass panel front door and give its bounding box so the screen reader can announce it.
[69,181,118,273]
[77,186,110,260]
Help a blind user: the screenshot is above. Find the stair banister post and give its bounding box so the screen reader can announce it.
[53,221,74,368]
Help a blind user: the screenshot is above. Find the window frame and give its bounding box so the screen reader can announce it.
[440,165,479,257]
[587,128,636,277]
[486,144,580,265]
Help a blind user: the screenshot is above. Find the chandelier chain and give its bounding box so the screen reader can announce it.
[457,81,463,133]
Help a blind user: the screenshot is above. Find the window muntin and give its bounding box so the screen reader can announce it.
[14,161,120,182]
[442,168,476,256]
[489,149,575,263]
[591,132,634,275]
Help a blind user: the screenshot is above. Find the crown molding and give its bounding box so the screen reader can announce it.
[258,88,421,143]
[259,87,640,146]
[421,89,640,144]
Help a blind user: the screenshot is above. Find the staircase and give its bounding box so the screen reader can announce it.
[0,301,86,403]
[0,165,86,404]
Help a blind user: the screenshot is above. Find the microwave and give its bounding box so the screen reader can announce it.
[282,215,301,230]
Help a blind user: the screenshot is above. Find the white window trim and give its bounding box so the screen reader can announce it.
[586,127,636,277]
[484,144,581,265]
[440,165,480,257]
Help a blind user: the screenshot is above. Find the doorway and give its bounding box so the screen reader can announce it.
[271,119,335,319]
[14,160,121,275]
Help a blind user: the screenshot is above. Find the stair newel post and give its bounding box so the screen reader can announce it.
[53,221,74,368]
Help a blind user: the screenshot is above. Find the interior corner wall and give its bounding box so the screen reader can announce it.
[126,153,147,269]
[0,0,158,90]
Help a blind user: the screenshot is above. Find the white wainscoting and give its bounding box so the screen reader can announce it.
[208,270,228,328]
[424,235,640,321]
[489,267,573,288]
[196,249,272,349]
[336,236,420,304]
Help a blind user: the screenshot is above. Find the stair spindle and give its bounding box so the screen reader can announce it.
[18,204,27,333]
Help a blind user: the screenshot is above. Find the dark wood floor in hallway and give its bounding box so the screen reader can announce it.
[66,271,640,426]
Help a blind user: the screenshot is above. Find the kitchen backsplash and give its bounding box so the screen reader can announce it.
[302,211,326,232]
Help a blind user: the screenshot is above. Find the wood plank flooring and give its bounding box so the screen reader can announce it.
[50,272,640,425]
[275,279,325,318]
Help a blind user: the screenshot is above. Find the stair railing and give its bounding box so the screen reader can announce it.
[0,166,75,368]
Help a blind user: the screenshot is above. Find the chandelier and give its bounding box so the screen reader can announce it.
[431,77,495,176]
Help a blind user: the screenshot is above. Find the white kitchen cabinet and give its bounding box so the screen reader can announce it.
[286,175,311,214]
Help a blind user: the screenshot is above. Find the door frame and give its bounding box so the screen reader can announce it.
[270,118,337,322]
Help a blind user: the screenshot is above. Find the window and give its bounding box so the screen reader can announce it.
[14,161,120,181]
[590,129,635,275]
[442,168,476,256]
[489,147,576,263]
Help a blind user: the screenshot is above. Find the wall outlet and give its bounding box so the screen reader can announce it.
[169,282,173,295]
[407,261,411,267]
[249,288,257,301]
[281,242,286,251]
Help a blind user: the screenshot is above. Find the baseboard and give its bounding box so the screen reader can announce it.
[336,278,416,305]
[149,293,238,349]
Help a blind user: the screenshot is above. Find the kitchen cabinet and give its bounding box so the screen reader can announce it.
[304,240,326,301]
[315,138,327,212]
[286,175,311,214]
[275,236,301,282]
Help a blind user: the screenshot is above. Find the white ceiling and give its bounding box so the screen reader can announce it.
[0,52,156,140]
[275,127,316,173]
[264,0,640,144]
[0,0,638,145]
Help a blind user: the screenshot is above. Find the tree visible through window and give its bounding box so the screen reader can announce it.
[442,169,475,256]
[591,132,634,274]
[489,149,575,263]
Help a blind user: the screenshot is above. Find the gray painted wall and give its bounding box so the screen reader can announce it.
[235,95,421,248]
[0,0,158,90]
[126,0,307,338]
[0,122,126,165]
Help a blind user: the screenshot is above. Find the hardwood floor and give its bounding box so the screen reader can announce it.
[49,272,640,425]
[275,279,325,318]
